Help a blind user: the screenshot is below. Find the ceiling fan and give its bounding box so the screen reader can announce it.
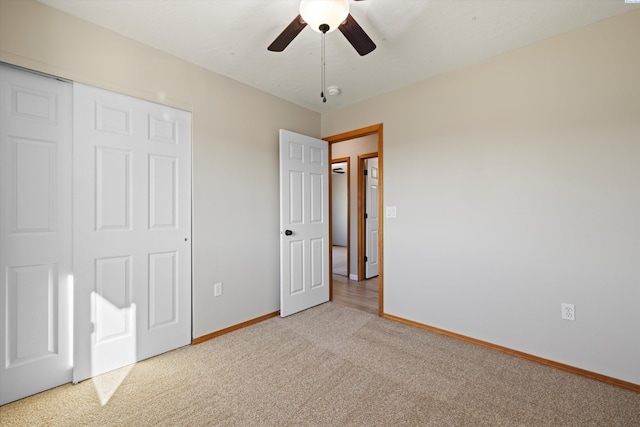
[268,0,376,56]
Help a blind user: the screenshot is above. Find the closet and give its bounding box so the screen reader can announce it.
[0,64,192,405]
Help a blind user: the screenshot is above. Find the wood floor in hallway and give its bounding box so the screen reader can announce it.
[332,274,379,315]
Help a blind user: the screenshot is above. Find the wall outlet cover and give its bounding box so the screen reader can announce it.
[214,282,223,297]
[561,303,575,321]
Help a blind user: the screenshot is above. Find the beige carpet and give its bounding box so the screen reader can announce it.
[1,302,639,426]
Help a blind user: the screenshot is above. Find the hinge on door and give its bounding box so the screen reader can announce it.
[364,169,368,175]
[364,213,368,219]
[364,256,368,262]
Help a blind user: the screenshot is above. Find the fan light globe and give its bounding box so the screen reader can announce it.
[300,0,349,33]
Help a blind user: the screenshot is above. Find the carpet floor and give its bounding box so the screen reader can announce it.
[1,302,639,426]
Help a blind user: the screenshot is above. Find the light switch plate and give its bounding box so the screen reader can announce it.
[386,206,397,218]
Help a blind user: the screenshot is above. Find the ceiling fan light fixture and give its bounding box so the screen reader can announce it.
[300,0,349,33]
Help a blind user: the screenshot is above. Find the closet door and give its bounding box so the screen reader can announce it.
[73,84,192,383]
[0,65,73,405]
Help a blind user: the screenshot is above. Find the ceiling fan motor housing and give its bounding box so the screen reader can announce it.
[300,0,349,33]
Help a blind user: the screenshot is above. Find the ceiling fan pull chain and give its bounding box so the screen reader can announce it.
[321,30,327,103]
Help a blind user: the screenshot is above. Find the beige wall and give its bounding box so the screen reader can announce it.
[323,9,640,385]
[0,0,320,338]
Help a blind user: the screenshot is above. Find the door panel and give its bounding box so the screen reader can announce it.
[310,238,324,287]
[73,84,191,382]
[0,65,72,405]
[92,255,136,374]
[96,147,132,230]
[149,155,178,229]
[289,240,304,294]
[279,130,329,317]
[13,139,56,231]
[148,251,178,328]
[7,264,56,362]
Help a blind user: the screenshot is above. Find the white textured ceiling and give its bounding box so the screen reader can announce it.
[39,0,639,113]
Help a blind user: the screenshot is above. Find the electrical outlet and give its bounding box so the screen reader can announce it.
[561,303,575,321]
[214,282,223,297]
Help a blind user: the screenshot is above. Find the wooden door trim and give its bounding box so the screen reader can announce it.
[325,123,384,316]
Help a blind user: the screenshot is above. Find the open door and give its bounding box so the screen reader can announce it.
[279,130,329,317]
[364,157,379,278]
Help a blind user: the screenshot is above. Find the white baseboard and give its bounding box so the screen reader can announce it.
[349,274,359,281]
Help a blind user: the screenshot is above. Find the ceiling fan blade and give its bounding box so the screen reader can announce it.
[339,14,376,56]
[268,14,307,52]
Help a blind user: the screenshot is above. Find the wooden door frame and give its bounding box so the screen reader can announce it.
[331,157,351,279]
[325,124,384,316]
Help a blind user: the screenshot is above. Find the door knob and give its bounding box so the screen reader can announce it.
[285,230,293,236]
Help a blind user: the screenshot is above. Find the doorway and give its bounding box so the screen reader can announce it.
[326,124,384,315]
[331,158,350,277]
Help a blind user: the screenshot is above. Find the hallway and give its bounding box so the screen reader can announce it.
[332,274,378,315]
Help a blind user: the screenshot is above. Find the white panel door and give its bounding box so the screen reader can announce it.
[0,65,73,405]
[279,130,329,317]
[73,84,191,382]
[365,157,379,279]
